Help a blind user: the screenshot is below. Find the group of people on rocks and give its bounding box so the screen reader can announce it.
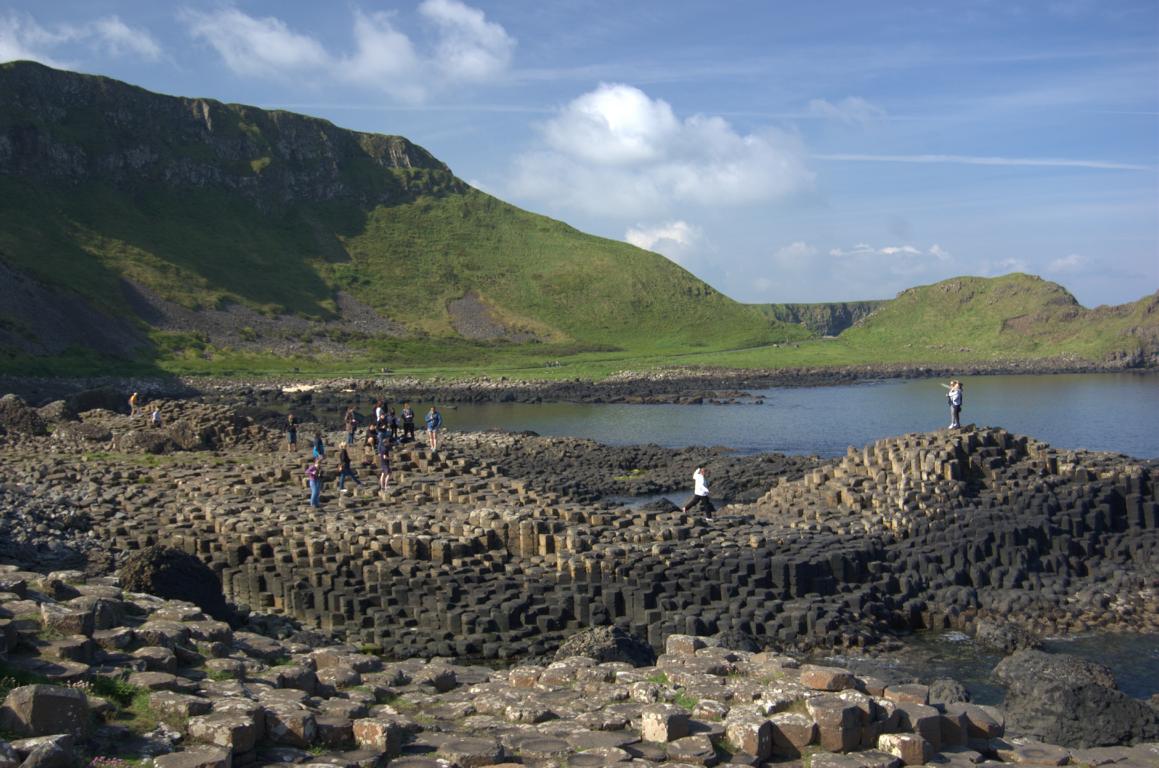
[290,400,445,509]
[291,376,968,513]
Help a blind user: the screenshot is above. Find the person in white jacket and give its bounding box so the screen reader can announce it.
[681,466,715,516]
[947,380,964,429]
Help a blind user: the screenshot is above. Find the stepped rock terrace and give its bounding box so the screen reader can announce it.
[1,394,1156,661]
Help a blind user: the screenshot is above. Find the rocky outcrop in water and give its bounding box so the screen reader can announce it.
[994,649,1159,748]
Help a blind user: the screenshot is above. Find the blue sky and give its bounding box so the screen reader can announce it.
[2,0,1156,306]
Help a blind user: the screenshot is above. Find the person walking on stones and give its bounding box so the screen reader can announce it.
[681,465,715,516]
[378,439,393,494]
[336,444,363,493]
[425,405,443,452]
[312,431,325,459]
[128,391,140,417]
[306,455,323,508]
[286,413,298,452]
[947,380,964,429]
[401,401,415,442]
[150,407,162,428]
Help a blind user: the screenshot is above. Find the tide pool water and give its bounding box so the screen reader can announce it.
[443,373,1159,459]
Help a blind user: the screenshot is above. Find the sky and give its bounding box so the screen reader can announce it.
[2,1,1157,307]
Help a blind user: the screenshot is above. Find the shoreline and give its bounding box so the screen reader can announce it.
[1,359,1155,407]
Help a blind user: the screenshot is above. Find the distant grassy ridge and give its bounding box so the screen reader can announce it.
[0,61,1155,379]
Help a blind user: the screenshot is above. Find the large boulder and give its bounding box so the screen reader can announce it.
[994,649,1159,747]
[119,546,233,624]
[0,685,89,737]
[553,625,656,667]
[974,618,1042,653]
[0,394,46,436]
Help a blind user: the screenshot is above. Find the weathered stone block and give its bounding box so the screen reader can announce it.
[806,694,861,753]
[353,717,406,756]
[877,732,933,766]
[0,685,89,738]
[265,704,316,748]
[640,704,690,742]
[883,684,929,705]
[665,635,707,657]
[893,702,942,751]
[187,711,260,753]
[770,712,816,758]
[152,745,232,768]
[800,665,857,692]
[724,715,772,759]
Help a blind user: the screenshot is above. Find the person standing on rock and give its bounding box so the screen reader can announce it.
[401,402,416,442]
[337,444,363,493]
[128,391,140,417]
[681,466,715,517]
[947,380,964,429]
[286,414,298,452]
[306,455,323,508]
[425,406,443,452]
[378,440,392,494]
[344,406,358,445]
[312,431,325,459]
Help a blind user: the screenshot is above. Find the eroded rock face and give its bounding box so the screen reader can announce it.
[994,649,1159,748]
[553,626,656,667]
[0,394,46,437]
[119,546,233,624]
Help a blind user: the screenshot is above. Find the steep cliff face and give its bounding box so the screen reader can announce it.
[760,301,884,336]
[0,60,463,207]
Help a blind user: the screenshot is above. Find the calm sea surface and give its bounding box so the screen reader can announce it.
[443,372,1159,459]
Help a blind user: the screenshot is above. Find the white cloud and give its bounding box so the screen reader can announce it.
[419,0,514,82]
[510,83,814,218]
[807,96,886,124]
[769,241,819,273]
[182,8,328,77]
[0,11,159,65]
[1047,253,1088,274]
[929,243,952,261]
[180,3,513,101]
[625,220,704,264]
[91,17,161,60]
[339,9,424,101]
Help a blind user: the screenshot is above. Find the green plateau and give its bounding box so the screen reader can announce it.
[0,60,1155,380]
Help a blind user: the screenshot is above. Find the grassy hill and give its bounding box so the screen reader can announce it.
[0,61,804,374]
[0,61,1154,379]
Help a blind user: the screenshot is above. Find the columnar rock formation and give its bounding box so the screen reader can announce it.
[1,393,1156,661]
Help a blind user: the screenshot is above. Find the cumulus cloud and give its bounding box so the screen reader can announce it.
[1047,253,1089,274]
[180,3,513,101]
[625,220,705,265]
[182,8,329,77]
[807,96,886,124]
[510,83,814,218]
[0,11,160,65]
[419,0,514,82]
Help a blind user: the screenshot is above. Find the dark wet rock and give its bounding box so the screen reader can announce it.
[119,546,233,624]
[711,630,763,653]
[553,626,656,667]
[974,619,1042,653]
[994,649,1159,748]
[0,394,46,436]
[928,678,970,707]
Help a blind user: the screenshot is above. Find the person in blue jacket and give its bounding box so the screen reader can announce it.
[425,406,443,452]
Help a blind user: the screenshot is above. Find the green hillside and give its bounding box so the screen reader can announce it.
[0,61,1153,378]
[838,274,1159,365]
[0,61,803,374]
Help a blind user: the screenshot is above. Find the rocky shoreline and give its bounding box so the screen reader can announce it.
[1,358,1155,409]
[1,391,1158,765]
